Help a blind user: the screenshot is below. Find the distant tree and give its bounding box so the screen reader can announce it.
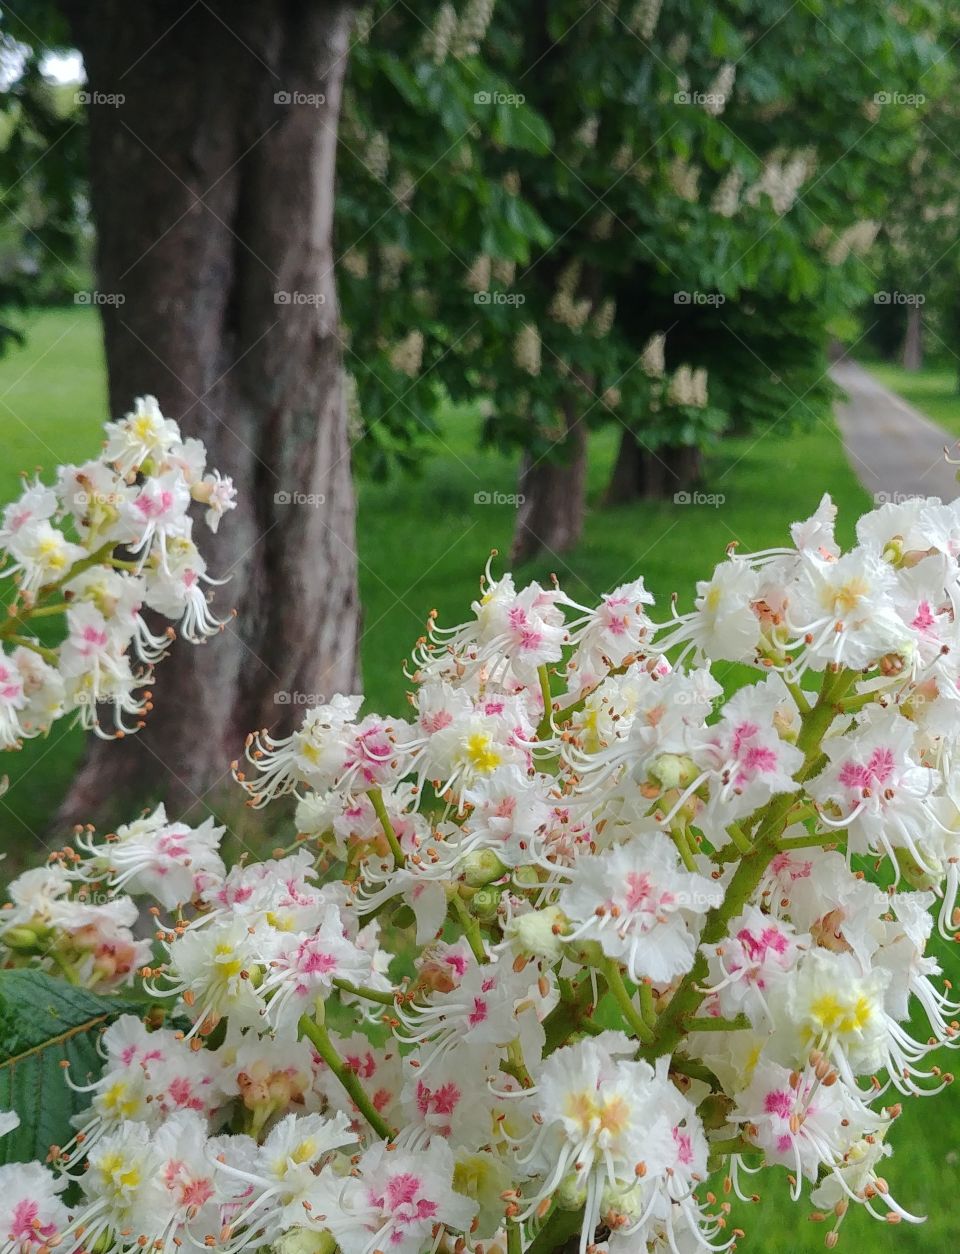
[338,1,943,560]
[865,29,958,377]
[0,27,87,347]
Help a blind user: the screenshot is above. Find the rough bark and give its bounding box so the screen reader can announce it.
[900,303,923,371]
[606,429,702,503]
[55,0,360,828]
[511,397,588,563]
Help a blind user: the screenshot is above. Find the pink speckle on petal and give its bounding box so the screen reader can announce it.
[866,747,895,786]
[764,1089,793,1119]
[911,601,936,632]
[672,1126,694,1165]
[838,761,870,790]
[385,1172,422,1209]
[468,996,488,1027]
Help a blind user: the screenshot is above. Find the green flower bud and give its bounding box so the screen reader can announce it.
[650,753,699,791]
[274,1228,338,1254]
[1,926,41,951]
[894,845,941,891]
[470,886,502,919]
[504,906,569,961]
[881,536,904,566]
[600,1179,645,1226]
[555,1172,587,1211]
[569,939,606,968]
[512,865,541,889]
[463,849,508,887]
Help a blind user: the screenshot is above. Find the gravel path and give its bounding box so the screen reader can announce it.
[830,358,959,504]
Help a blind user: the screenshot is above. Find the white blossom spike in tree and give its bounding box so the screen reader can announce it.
[0,395,235,749]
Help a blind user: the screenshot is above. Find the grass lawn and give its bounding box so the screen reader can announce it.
[0,310,958,1251]
[867,358,960,439]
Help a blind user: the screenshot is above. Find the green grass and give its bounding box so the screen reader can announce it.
[1,311,958,1252]
[866,358,960,438]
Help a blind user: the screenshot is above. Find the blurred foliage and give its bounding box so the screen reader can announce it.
[859,10,960,374]
[0,0,953,462]
[337,0,947,469]
[0,8,90,349]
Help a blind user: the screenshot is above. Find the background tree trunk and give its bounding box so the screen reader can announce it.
[511,397,588,563]
[55,0,360,829]
[606,430,701,502]
[900,303,923,371]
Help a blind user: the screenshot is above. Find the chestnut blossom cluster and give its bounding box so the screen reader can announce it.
[0,394,236,744]
[4,493,960,1254]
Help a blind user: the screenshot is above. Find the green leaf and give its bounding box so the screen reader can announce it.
[0,968,145,1164]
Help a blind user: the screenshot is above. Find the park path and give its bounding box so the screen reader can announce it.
[830,358,959,503]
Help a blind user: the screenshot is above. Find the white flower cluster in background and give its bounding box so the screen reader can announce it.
[3,493,960,1254]
[0,395,236,743]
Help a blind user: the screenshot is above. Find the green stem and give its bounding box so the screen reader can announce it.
[19,601,70,619]
[527,1206,582,1254]
[542,979,594,1054]
[639,980,657,1029]
[708,1134,756,1157]
[685,1014,750,1032]
[604,958,654,1044]
[451,892,486,963]
[507,1219,522,1254]
[369,787,405,867]
[785,679,811,715]
[670,825,698,873]
[777,830,839,851]
[332,977,396,1006]
[836,689,881,715]
[577,1017,604,1036]
[670,1054,721,1086]
[50,950,82,986]
[298,1013,396,1140]
[6,636,58,663]
[536,663,554,739]
[506,1037,535,1088]
[726,821,752,856]
[42,540,115,597]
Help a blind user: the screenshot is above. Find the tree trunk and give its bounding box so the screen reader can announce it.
[55,0,360,829]
[900,304,923,371]
[605,430,702,502]
[511,398,588,563]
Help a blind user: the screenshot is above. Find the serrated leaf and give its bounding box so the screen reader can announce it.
[0,969,144,1164]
